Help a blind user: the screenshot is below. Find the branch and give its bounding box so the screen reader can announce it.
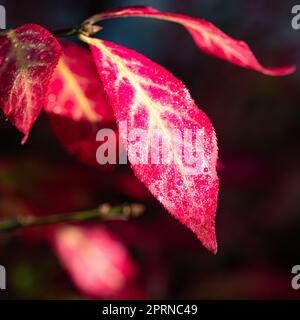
[0,203,145,232]
[50,27,81,37]
[50,24,102,38]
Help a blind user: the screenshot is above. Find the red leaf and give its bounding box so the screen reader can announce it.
[51,225,137,298]
[84,6,295,76]
[81,35,219,253]
[45,43,115,166]
[0,24,61,142]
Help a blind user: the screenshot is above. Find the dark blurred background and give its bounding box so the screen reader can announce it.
[0,0,300,299]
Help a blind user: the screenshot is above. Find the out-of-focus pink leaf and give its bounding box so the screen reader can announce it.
[84,6,295,76]
[81,35,219,253]
[45,43,115,166]
[51,225,137,298]
[0,24,61,142]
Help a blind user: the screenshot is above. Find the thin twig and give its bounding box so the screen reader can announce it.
[50,27,81,38]
[50,24,102,38]
[0,203,145,232]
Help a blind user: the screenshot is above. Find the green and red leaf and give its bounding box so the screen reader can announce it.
[84,6,295,76]
[45,43,114,166]
[0,24,61,142]
[81,35,219,253]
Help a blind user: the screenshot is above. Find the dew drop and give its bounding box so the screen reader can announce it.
[39,52,47,60]
[176,179,183,187]
[157,195,163,203]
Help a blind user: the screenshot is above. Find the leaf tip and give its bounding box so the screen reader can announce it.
[261,64,296,76]
[195,219,218,254]
[21,133,29,144]
[201,232,217,255]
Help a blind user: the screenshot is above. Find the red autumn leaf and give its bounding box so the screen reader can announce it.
[0,24,61,142]
[51,225,137,298]
[45,42,115,166]
[84,6,295,76]
[81,35,219,253]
